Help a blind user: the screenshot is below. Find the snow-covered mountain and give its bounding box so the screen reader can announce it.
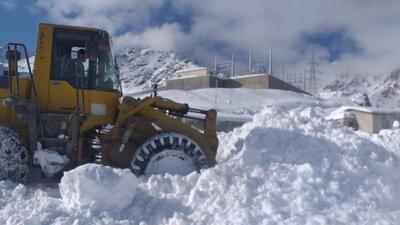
[0,46,35,76]
[320,69,400,108]
[371,69,400,107]
[116,47,198,94]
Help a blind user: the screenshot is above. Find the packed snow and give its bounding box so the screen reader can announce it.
[33,148,70,178]
[1,95,400,224]
[59,164,138,212]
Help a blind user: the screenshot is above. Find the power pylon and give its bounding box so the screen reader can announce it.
[305,52,321,94]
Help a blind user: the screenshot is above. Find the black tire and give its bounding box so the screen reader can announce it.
[131,132,209,176]
[0,126,30,182]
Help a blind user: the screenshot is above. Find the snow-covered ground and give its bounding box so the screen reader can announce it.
[1,89,400,224]
[134,88,346,123]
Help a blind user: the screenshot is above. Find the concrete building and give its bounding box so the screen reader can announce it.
[165,75,218,91]
[166,72,309,95]
[326,106,400,134]
[175,67,211,78]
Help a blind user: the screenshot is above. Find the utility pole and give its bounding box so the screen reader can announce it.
[249,49,252,74]
[268,47,272,75]
[340,65,344,83]
[214,55,218,75]
[231,54,235,77]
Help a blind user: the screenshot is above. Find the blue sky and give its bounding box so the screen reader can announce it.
[1,0,400,76]
[0,5,39,50]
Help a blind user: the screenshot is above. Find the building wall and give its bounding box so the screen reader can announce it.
[351,110,374,134]
[347,110,400,134]
[166,75,218,91]
[372,113,400,133]
[166,73,310,95]
[175,68,210,78]
[267,75,309,95]
[222,74,267,89]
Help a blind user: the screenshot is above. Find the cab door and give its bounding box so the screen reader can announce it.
[47,29,92,114]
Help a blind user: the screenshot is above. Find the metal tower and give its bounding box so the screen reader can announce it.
[305,52,321,94]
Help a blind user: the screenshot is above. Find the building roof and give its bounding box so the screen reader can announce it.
[230,73,269,79]
[340,106,400,114]
[326,108,355,120]
[175,67,208,74]
[326,106,400,120]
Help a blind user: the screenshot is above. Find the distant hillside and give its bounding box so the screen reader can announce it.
[0,46,35,76]
[321,69,400,108]
[116,47,198,94]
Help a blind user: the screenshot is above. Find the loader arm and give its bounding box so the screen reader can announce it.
[100,96,219,173]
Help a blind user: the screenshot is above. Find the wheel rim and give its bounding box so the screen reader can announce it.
[145,150,196,175]
[130,132,209,176]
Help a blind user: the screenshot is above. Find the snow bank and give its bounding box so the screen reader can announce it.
[134,88,334,116]
[59,164,138,212]
[369,129,400,158]
[1,105,400,224]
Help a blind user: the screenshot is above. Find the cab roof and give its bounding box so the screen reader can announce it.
[39,23,109,35]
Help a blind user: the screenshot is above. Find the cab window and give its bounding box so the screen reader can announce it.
[50,28,121,93]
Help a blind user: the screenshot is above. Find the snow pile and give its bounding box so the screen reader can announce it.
[33,148,69,178]
[1,105,400,224]
[369,129,400,158]
[59,164,138,212]
[205,106,400,224]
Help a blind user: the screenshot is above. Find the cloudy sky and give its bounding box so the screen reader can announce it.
[1,0,400,78]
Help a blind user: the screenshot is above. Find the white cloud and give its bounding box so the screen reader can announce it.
[114,23,187,51]
[34,0,164,33]
[1,0,19,10]
[32,0,400,77]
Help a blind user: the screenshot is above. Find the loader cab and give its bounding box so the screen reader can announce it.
[50,28,120,91]
[33,24,121,130]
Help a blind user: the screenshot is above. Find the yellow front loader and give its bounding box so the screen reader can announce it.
[0,23,218,182]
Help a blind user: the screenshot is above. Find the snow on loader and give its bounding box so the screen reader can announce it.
[0,23,218,183]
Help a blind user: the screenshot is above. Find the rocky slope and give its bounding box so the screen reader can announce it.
[321,70,400,108]
[116,47,198,94]
[0,46,35,76]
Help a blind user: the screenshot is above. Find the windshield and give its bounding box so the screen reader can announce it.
[92,40,121,93]
[51,28,122,93]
